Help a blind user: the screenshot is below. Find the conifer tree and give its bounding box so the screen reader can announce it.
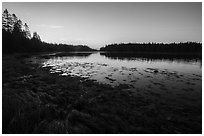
[13,19,23,34]
[32,32,41,41]
[23,23,31,39]
[2,9,13,32]
[11,13,18,31]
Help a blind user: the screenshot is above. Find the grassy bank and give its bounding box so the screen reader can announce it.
[2,53,202,134]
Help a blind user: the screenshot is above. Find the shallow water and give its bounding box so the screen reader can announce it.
[41,52,201,103]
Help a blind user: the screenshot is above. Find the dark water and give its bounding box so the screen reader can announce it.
[40,52,201,104]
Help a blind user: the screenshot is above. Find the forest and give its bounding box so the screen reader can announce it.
[100,42,202,53]
[2,9,95,54]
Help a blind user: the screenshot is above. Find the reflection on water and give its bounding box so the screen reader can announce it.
[41,52,201,103]
[100,52,201,61]
[100,52,202,67]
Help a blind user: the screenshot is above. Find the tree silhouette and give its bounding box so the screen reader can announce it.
[13,20,23,34]
[32,32,41,41]
[2,9,95,54]
[23,23,31,39]
[100,42,202,53]
[11,14,18,31]
[2,9,13,32]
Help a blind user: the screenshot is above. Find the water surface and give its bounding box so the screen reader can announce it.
[40,52,201,104]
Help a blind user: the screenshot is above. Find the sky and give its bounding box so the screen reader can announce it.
[2,2,202,49]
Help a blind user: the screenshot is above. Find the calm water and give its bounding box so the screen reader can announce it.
[40,52,201,102]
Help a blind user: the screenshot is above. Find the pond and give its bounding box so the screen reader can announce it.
[40,52,202,104]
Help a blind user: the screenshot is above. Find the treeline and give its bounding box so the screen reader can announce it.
[2,9,95,54]
[100,42,202,53]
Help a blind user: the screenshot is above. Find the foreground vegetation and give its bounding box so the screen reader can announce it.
[2,53,201,134]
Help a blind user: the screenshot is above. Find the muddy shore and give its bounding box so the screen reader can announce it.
[2,53,202,134]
